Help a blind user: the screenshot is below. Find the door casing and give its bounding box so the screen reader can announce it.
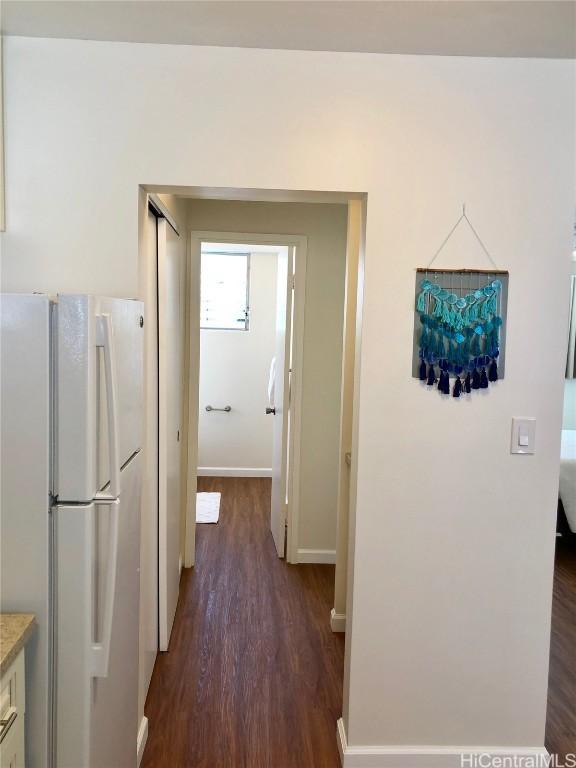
[185,231,307,565]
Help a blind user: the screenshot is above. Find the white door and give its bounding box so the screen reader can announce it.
[139,208,159,724]
[158,218,183,650]
[270,246,293,557]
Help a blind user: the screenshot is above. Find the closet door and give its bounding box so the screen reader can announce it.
[158,218,184,651]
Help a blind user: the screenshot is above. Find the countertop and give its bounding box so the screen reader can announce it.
[0,614,36,676]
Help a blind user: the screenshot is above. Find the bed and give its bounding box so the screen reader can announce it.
[560,429,576,533]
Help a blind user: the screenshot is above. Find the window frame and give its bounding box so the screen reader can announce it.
[199,250,251,332]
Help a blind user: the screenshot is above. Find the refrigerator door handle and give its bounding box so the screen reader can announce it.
[95,313,121,499]
[91,497,120,678]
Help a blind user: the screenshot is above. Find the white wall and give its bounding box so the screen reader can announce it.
[188,199,347,553]
[2,37,575,759]
[198,250,277,473]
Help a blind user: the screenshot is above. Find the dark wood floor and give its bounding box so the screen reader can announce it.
[142,477,345,768]
[546,535,576,760]
[142,478,576,766]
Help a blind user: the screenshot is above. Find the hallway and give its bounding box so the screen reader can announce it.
[142,477,345,768]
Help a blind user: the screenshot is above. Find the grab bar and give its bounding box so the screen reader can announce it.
[206,405,232,412]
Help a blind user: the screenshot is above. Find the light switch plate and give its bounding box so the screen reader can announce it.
[511,417,536,455]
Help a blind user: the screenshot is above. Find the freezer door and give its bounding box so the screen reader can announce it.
[96,297,144,492]
[55,451,141,768]
[57,295,144,501]
[57,295,97,502]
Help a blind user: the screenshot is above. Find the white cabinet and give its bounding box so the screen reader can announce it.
[0,650,26,768]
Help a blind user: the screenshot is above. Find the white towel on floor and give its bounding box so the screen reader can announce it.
[196,492,221,524]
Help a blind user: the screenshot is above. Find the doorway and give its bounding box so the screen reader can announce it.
[185,231,307,565]
[139,187,364,768]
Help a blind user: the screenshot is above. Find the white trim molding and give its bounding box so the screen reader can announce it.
[137,716,149,766]
[297,548,336,564]
[330,608,346,633]
[197,466,272,477]
[337,720,548,768]
[187,230,307,569]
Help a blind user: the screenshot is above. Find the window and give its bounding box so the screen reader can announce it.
[200,251,250,330]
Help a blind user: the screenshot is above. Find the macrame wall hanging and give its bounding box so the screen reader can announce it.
[412,206,509,398]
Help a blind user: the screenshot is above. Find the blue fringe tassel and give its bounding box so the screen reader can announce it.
[452,377,462,398]
[488,359,498,382]
[439,371,450,395]
[419,359,427,381]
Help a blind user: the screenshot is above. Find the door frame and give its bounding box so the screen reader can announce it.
[184,230,308,566]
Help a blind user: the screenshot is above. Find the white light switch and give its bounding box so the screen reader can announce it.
[511,418,536,455]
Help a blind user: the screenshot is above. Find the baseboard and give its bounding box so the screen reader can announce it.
[297,548,336,564]
[137,716,149,766]
[330,608,346,633]
[337,719,548,768]
[197,467,272,477]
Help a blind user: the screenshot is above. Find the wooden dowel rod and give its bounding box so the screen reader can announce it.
[416,268,508,275]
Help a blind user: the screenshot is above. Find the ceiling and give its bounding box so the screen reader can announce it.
[2,0,575,59]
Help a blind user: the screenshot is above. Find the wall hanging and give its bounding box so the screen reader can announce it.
[412,207,509,398]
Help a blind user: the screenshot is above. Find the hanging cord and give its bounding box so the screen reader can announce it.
[426,205,499,270]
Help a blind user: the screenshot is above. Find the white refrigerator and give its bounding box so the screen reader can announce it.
[1,293,144,768]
